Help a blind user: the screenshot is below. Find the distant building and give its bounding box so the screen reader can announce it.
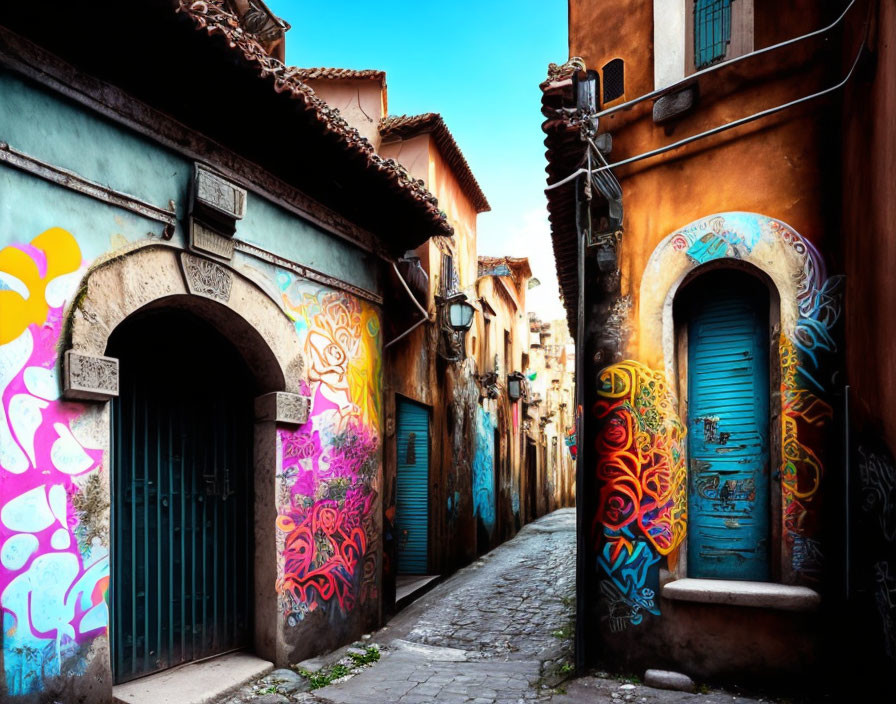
[525,315,576,516]
[543,0,895,693]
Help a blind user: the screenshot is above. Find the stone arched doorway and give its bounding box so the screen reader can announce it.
[60,244,310,685]
[638,212,843,584]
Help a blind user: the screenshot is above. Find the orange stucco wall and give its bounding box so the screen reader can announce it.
[568,0,834,364]
[841,0,896,451]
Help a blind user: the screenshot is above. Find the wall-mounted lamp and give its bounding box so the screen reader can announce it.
[444,291,475,331]
[507,372,526,402]
[436,291,476,362]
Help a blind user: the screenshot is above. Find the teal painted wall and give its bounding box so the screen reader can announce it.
[0,69,379,292]
[0,68,383,698]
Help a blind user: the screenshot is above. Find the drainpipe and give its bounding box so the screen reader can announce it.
[573,69,600,674]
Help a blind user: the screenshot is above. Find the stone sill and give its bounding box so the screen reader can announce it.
[113,651,273,704]
[661,578,821,612]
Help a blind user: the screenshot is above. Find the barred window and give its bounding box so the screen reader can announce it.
[694,0,732,69]
[440,253,458,294]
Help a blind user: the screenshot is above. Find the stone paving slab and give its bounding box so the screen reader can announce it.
[317,647,543,704]
[112,651,273,704]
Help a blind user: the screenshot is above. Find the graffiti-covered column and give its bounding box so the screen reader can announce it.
[272,276,385,662]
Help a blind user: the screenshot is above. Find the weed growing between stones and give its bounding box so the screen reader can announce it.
[297,645,381,690]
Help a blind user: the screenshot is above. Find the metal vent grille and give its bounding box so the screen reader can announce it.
[602,59,625,103]
[694,0,733,69]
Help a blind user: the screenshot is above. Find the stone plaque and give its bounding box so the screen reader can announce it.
[64,350,119,401]
[255,392,311,426]
[194,163,246,220]
[190,218,235,260]
[181,253,233,302]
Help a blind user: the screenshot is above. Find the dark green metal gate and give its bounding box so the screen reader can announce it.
[109,311,254,684]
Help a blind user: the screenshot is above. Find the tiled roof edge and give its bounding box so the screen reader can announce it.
[380,113,490,214]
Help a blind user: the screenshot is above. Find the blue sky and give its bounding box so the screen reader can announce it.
[266,0,569,320]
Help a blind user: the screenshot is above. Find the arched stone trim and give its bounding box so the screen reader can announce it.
[65,243,305,394]
[640,212,837,387]
[639,211,843,584]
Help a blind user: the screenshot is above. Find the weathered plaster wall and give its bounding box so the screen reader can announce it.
[275,275,383,656]
[477,276,525,537]
[380,124,484,595]
[0,72,384,701]
[567,0,841,681]
[839,0,896,682]
[301,79,386,149]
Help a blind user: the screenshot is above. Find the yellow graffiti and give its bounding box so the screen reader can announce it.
[282,287,381,432]
[348,304,381,431]
[0,227,81,344]
[780,336,830,505]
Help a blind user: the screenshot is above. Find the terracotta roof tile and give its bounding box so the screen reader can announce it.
[177,1,452,237]
[295,67,386,82]
[380,113,490,214]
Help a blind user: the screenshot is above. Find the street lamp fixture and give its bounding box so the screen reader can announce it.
[507,372,525,402]
[436,291,476,362]
[443,291,475,331]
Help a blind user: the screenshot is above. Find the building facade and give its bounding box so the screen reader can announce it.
[0,1,453,701]
[526,315,576,518]
[543,0,894,692]
[0,2,579,700]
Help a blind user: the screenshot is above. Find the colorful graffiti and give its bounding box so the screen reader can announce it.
[0,228,107,695]
[593,361,686,630]
[565,425,577,460]
[473,406,496,536]
[276,275,381,622]
[668,213,842,579]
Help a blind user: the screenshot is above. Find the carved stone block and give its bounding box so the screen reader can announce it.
[180,253,233,302]
[193,163,246,221]
[653,83,698,125]
[255,392,311,426]
[190,218,235,260]
[64,350,119,401]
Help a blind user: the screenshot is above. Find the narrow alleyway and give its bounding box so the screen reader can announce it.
[316,508,577,704]
[223,509,770,704]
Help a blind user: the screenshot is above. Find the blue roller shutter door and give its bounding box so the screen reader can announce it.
[396,399,430,574]
[687,279,770,581]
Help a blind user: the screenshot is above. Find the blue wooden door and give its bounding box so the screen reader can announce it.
[687,276,770,581]
[396,399,430,574]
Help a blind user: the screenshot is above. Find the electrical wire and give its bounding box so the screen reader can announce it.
[592,0,858,121]
[546,34,867,191]
[591,39,866,176]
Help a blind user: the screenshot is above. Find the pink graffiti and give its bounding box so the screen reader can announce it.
[274,279,382,623]
[1,231,106,693]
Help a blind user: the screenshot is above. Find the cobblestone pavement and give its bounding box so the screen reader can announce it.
[315,508,577,704]
[221,508,768,704]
